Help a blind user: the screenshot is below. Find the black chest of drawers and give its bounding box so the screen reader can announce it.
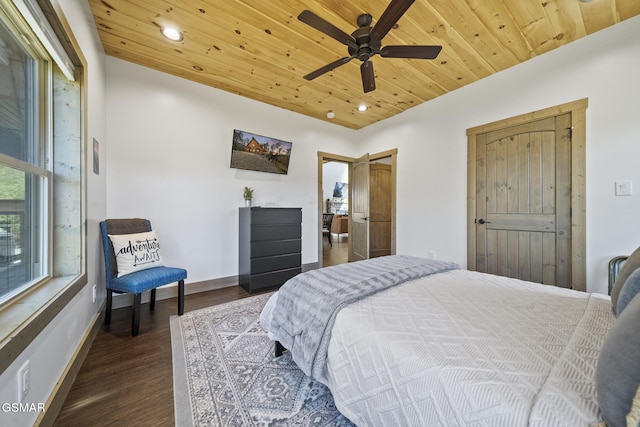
[238,207,302,293]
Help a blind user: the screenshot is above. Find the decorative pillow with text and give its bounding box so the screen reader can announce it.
[108,231,164,277]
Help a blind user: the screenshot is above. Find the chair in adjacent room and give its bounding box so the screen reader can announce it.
[331,214,349,240]
[322,213,334,247]
[100,218,187,336]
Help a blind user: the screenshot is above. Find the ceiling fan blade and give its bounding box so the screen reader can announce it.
[361,61,376,93]
[298,10,357,49]
[379,45,442,59]
[304,56,355,80]
[369,0,415,46]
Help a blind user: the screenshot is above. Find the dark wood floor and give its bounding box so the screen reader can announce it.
[53,286,256,426]
[54,234,348,426]
[323,233,348,266]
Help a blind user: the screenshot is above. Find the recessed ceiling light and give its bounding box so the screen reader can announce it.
[326,111,335,119]
[161,27,183,41]
[357,104,368,112]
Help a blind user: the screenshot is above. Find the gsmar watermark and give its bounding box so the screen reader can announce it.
[2,402,45,413]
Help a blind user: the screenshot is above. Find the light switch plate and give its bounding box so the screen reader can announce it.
[615,180,633,196]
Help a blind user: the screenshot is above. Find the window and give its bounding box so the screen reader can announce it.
[0,7,49,303]
[0,0,83,306]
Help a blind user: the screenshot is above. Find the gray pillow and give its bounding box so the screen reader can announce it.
[596,293,640,427]
[617,268,640,316]
[611,246,640,315]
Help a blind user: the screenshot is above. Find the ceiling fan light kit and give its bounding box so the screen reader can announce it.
[298,0,442,93]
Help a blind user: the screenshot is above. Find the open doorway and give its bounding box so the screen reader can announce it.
[321,158,350,267]
[318,150,397,268]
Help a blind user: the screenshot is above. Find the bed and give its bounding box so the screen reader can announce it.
[259,255,640,427]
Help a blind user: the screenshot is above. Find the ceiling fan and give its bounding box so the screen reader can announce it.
[298,0,442,93]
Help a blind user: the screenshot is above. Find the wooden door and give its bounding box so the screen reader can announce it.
[350,153,370,261]
[475,114,572,286]
[369,163,392,258]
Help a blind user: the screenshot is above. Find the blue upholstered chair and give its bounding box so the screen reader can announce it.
[100,218,187,336]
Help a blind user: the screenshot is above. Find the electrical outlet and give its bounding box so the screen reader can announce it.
[18,360,30,402]
[92,284,97,303]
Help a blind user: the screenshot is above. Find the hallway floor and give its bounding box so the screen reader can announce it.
[322,233,348,267]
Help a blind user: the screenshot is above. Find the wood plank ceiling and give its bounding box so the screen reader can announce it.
[88,0,640,129]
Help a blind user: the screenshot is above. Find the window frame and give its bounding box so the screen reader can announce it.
[0,0,86,376]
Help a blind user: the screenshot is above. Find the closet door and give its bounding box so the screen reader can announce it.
[474,114,572,287]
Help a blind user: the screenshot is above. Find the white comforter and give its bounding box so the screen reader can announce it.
[325,269,614,427]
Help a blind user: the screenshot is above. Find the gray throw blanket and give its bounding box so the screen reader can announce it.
[269,255,459,384]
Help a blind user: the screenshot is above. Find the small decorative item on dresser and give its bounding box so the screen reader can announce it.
[243,186,253,207]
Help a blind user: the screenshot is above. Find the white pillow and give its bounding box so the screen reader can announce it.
[108,231,164,277]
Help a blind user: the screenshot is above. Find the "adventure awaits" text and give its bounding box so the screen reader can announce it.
[115,237,161,267]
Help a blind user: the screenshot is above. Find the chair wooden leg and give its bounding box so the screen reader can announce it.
[178,279,185,316]
[132,293,142,336]
[105,289,112,325]
[150,288,156,311]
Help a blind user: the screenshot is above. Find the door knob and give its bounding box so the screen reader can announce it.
[477,218,486,224]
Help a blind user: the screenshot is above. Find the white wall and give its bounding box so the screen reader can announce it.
[0,0,107,425]
[105,58,358,282]
[358,15,640,294]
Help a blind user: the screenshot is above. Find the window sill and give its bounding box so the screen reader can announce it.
[0,273,86,374]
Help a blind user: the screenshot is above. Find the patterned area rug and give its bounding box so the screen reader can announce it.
[170,292,354,426]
